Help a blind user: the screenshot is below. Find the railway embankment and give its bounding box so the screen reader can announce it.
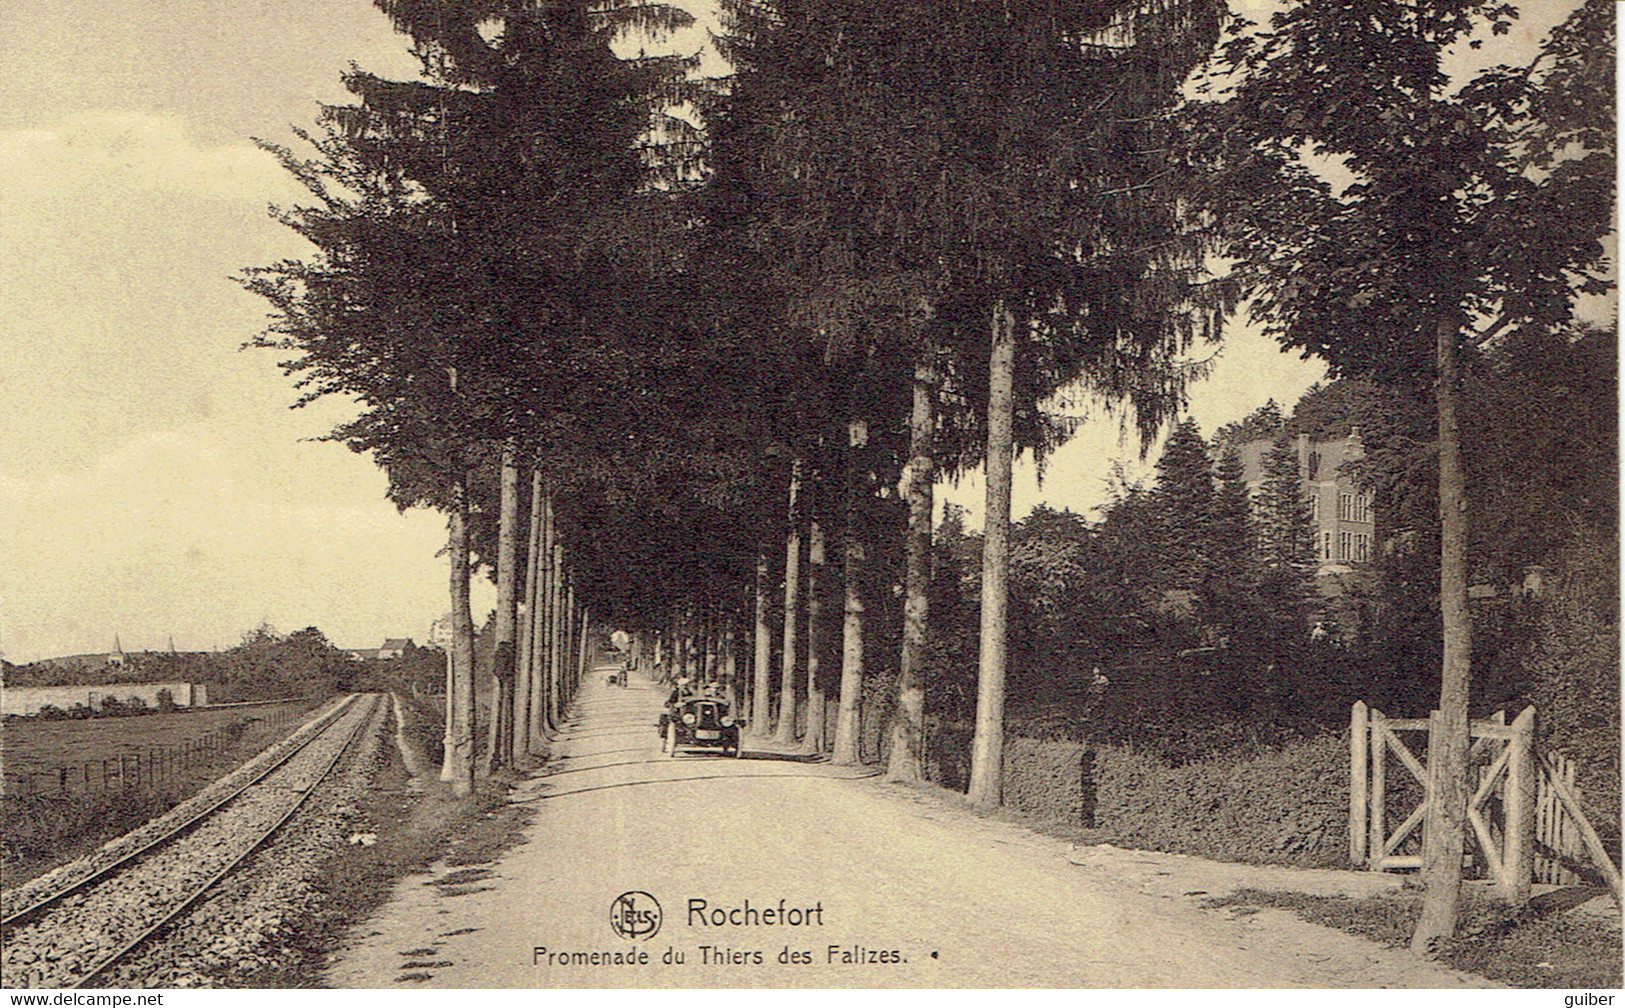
[1,695,382,987]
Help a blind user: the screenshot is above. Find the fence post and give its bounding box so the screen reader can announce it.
[1503,706,1536,905]
[1369,708,1387,869]
[1351,701,1368,866]
[1420,709,1441,871]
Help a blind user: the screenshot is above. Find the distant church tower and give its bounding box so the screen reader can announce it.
[108,634,126,666]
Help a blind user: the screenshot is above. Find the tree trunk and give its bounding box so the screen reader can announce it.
[831,418,868,767]
[514,469,542,762]
[577,605,591,696]
[751,553,772,734]
[440,640,454,776]
[679,605,692,681]
[968,300,1016,809]
[803,519,827,754]
[703,604,718,683]
[1412,317,1473,954]
[443,472,476,797]
[693,607,704,682]
[676,606,686,680]
[776,458,804,745]
[565,572,578,709]
[886,358,935,783]
[536,494,555,741]
[549,541,565,730]
[482,441,520,775]
[543,496,560,737]
[722,619,739,709]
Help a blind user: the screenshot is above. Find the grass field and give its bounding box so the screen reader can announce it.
[2,701,314,787]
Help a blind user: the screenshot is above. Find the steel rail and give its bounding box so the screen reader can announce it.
[68,692,387,988]
[0,693,363,930]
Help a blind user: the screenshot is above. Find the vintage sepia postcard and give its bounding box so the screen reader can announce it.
[1,0,1617,993]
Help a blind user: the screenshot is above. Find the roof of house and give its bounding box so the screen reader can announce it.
[381,638,413,650]
[1238,434,1364,485]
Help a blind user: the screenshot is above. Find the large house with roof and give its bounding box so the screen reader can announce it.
[1238,429,1376,576]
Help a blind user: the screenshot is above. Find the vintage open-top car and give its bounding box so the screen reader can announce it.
[659,694,744,757]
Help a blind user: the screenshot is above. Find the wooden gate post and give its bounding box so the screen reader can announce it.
[1351,701,1369,865]
[1369,708,1387,870]
[1420,709,1441,869]
[1503,706,1537,905]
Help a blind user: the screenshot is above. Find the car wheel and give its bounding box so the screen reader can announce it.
[666,721,678,758]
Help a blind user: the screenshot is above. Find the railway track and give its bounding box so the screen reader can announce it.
[2,692,386,988]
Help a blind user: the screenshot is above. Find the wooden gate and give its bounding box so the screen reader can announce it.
[1537,751,1585,885]
[1349,701,1621,906]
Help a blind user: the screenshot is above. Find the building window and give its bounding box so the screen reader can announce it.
[1353,532,1371,563]
[1340,530,1353,561]
[1338,490,1374,523]
[1309,493,1319,523]
[1321,530,1334,561]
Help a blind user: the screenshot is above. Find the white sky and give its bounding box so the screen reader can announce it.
[0,0,1596,662]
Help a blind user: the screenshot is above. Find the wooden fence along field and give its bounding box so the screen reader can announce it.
[1350,701,1622,906]
[1,701,311,796]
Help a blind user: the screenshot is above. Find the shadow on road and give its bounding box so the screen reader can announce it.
[513,768,882,803]
[736,750,828,763]
[540,751,838,778]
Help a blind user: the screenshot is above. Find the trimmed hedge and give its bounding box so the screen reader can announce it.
[1004,736,1090,824]
[1089,733,1350,867]
[927,722,1350,868]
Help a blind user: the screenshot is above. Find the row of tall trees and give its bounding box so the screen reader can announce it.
[249,0,1233,793]
[703,0,1231,801]
[243,0,709,793]
[245,0,1612,948]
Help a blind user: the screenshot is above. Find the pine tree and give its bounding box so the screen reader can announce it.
[1150,419,1218,596]
[1199,448,1260,646]
[1254,438,1314,577]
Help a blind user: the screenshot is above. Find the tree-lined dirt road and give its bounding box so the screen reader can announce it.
[328,669,1493,988]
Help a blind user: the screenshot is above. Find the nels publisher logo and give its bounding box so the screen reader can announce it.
[610,891,662,940]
